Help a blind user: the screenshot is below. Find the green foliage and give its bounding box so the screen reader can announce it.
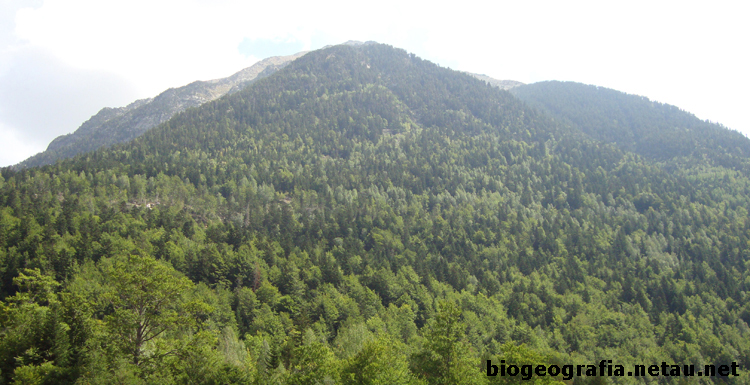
[0,43,749,383]
[411,301,485,385]
[102,254,209,367]
[0,270,68,384]
[341,335,417,385]
[491,343,559,384]
[287,329,337,385]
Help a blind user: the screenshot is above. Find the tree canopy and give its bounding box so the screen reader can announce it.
[0,43,749,384]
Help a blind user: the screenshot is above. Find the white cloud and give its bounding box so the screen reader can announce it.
[0,123,45,166]
[14,0,258,96]
[0,46,136,147]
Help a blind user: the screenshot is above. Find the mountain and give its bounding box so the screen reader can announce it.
[1,43,749,384]
[511,81,750,167]
[15,51,308,169]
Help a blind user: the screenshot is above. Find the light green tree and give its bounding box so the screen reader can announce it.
[341,334,419,385]
[411,301,485,385]
[102,254,212,367]
[0,269,69,384]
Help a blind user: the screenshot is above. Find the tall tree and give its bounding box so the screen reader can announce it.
[411,301,485,385]
[102,254,211,367]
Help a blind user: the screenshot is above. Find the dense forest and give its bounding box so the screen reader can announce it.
[511,81,750,167]
[0,43,749,384]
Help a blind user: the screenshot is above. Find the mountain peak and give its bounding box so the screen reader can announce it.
[15,51,309,169]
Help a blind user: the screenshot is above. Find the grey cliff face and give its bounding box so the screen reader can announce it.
[16,51,308,169]
[465,72,524,90]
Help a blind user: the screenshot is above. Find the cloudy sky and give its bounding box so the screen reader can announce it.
[1,0,748,167]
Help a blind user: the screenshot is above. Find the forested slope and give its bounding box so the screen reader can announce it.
[511,81,750,168]
[16,52,307,169]
[0,43,749,384]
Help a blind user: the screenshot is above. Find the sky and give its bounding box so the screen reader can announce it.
[1,0,748,167]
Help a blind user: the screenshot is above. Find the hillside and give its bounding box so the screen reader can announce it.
[15,51,308,169]
[0,43,748,384]
[511,81,750,168]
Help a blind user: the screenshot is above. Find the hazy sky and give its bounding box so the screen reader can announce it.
[1,0,748,167]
